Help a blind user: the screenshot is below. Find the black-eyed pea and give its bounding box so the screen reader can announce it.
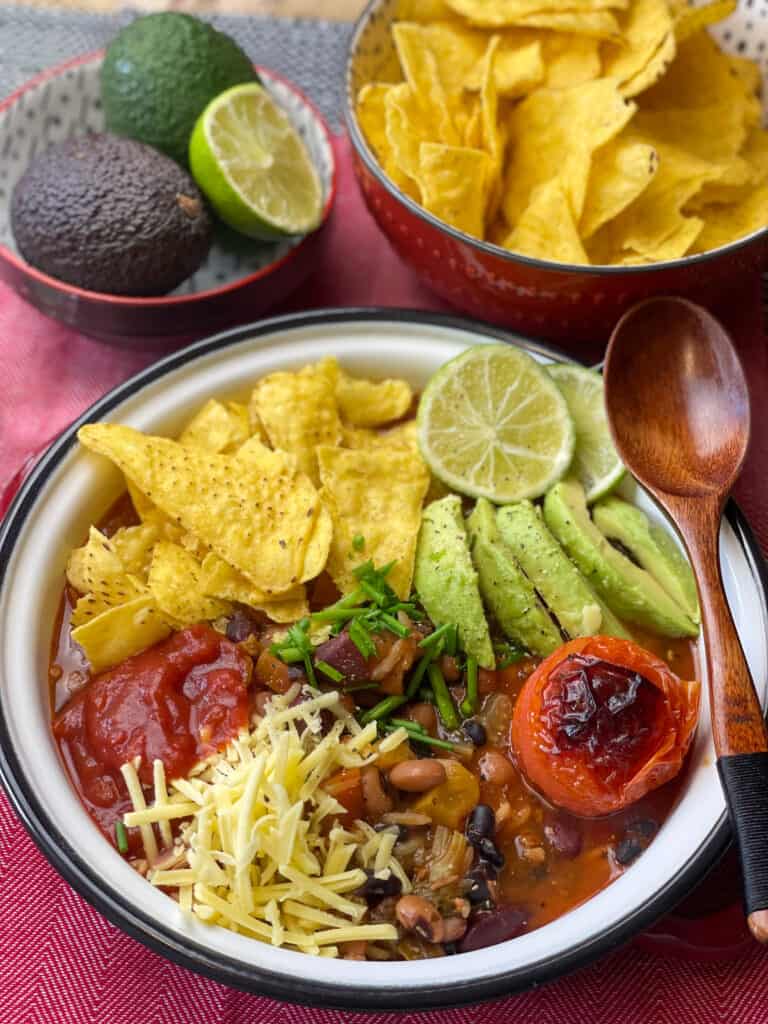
[395,894,445,943]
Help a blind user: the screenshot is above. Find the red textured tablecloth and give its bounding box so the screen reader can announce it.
[1,134,767,1024]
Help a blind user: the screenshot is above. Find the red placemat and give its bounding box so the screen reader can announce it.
[1,134,767,1024]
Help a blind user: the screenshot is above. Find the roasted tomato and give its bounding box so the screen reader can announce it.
[511,636,700,817]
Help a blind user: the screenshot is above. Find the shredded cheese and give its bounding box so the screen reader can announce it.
[123,687,405,955]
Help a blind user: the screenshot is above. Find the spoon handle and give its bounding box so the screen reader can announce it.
[675,501,768,943]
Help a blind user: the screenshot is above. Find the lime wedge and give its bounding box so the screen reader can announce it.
[547,363,625,503]
[189,83,323,240]
[417,345,575,503]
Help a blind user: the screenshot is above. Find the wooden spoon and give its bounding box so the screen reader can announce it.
[604,296,768,944]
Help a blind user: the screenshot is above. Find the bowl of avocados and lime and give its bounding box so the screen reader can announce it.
[0,13,336,347]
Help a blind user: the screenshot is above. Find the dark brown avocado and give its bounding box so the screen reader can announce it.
[10,132,213,296]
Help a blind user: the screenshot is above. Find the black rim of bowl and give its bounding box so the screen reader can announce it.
[343,0,768,277]
[0,308,766,1012]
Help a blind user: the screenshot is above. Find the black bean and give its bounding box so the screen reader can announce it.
[543,816,582,859]
[614,837,645,866]
[627,818,658,840]
[462,719,487,746]
[443,942,459,955]
[355,868,402,905]
[374,822,408,842]
[466,804,495,844]
[476,836,505,869]
[458,906,528,953]
[467,875,493,906]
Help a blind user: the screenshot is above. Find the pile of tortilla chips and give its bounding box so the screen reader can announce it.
[67,358,430,671]
[356,0,768,264]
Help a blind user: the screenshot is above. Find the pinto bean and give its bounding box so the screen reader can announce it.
[440,655,461,682]
[395,895,445,943]
[388,759,446,793]
[478,750,516,785]
[253,690,273,717]
[361,765,393,818]
[406,702,438,735]
[442,917,468,943]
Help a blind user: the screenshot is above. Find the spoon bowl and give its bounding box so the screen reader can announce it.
[604,298,751,499]
[605,296,768,945]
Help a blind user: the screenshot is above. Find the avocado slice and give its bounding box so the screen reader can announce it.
[496,501,630,640]
[467,499,562,656]
[414,496,494,668]
[543,479,699,638]
[592,496,700,625]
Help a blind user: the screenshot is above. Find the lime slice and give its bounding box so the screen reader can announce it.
[547,363,625,503]
[417,345,575,503]
[189,83,323,240]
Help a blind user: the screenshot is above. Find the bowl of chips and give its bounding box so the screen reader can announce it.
[345,0,768,343]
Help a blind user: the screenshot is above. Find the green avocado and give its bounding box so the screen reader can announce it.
[592,496,700,625]
[496,501,630,641]
[543,479,699,638]
[467,499,562,656]
[101,13,259,166]
[414,495,494,668]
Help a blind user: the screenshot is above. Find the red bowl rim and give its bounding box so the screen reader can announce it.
[0,51,338,307]
[344,0,768,277]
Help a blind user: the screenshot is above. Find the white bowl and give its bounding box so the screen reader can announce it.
[0,309,766,1010]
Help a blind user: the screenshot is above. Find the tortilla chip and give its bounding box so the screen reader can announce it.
[673,0,736,41]
[634,104,746,165]
[465,39,544,96]
[540,33,600,88]
[250,362,342,483]
[199,553,309,623]
[78,424,330,594]
[690,185,768,253]
[357,82,394,163]
[393,22,460,145]
[148,541,230,625]
[336,372,413,427]
[580,138,659,238]
[503,78,636,225]
[602,0,675,90]
[619,28,675,96]
[342,420,419,451]
[110,522,161,579]
[505,178,589,263]
[179,399,251,454]
[445,0,626,27]
[71,595,172,674]
[385,82,434,183]
[417,142,493,236]
[402,20,489,95]
[317,446,430,599]
[512,9,621,36]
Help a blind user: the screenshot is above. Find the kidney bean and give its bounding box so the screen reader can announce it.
[361,765,393,818]
[314,630,370,684]
[478,750,517,785]
[388,759,446,793]
[458,906,528,952]
[226,608,265,644]
[543,816,583,859]
[395,895,445,943]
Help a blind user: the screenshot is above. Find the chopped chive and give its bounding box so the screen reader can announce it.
[380,612,409,637]
[352,534,365,552]
[349,617,377,659]
[418,622,452,650]
[389,717,425,733]
[310,589,365,622]
[303,653,317,689]
[343,681,380,692]
[359,579,387,605]
[315,659,343,683]
[428,661,459,731]
[444,624,458,658]
[460,656,479,718]
[310,606,368,623]
[271,645,305,664]
[382,723,458,751]
[405,651,434,699]
[359,694,408,725]
[115,821,129,855]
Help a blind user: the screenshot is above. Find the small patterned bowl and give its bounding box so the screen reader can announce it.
[344,0,768,345]
[0,54,337,348]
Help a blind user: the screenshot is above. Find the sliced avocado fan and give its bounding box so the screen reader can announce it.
[544,479,699,638]
[497,500,631,641]
[467,499,562,657]
[414,495,494,668]
[592,496,700,625]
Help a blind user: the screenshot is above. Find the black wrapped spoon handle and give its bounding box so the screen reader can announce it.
[718,753,768,941]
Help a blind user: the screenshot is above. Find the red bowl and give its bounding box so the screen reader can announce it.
[0,54,337,349]
[343,0,768,345]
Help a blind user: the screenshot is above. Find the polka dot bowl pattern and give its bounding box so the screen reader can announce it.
[344,0,768,345]
[0,54,337,348]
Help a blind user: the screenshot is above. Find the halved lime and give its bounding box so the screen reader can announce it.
[417,345,575,503]
[547,363,625,503]
[189,83,323,240]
